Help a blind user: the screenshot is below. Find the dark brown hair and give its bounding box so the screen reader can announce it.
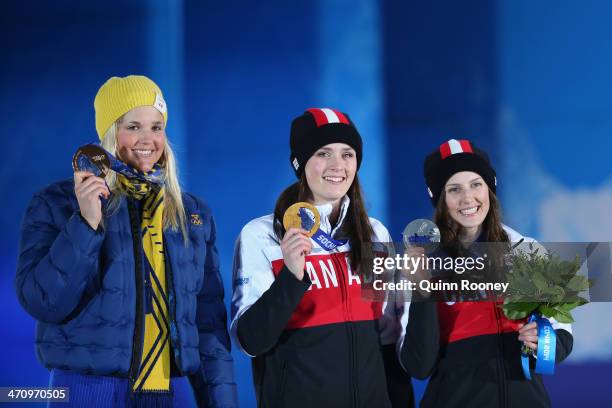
[434,187,509,251]
[273,172,374,277]
[434,187,510,291]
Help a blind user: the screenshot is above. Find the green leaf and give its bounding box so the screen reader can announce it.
[566,275,590,292]
[539,305,557,318]
[509,302,539,313]
[552,309,575,323]
[555,302,582,313]
[502,249,589,321]
[576,296,589,305]
[502,300,539,321]
[502,306,531,320]
[531,271,549,291]
[540,306,574,323]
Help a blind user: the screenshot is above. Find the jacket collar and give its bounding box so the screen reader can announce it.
[314,196,350,237]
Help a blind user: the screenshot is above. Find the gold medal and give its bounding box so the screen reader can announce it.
[283,202,320,237]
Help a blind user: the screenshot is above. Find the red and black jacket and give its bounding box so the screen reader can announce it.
[400,226,574,408]
[231,198,411,407]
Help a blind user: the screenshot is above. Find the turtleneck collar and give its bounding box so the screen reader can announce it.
[314,195,350,237]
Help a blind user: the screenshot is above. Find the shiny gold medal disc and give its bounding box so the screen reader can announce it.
[283,202,321,237]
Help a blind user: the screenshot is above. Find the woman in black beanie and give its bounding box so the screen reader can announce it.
[231,108,412,407]
[399,139,574,407]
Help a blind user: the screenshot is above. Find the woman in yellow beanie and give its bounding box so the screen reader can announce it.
[16,75,237,407]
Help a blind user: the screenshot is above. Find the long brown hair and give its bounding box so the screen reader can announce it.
[273,172,374,277]
[434,187,510,298]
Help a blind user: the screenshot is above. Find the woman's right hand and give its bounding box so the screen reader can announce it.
[74,171,109,230]
[281,228,313,280]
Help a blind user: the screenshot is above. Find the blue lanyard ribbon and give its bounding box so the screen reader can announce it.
[521,312,556,380]
[312,229,348,251]
[75,143,164,186]
[298,208,348,251]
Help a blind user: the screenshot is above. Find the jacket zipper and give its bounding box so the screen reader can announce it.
[163,243,184,375]
[493,301,508,408]
[335,253,358,407]
[127,199,145,390]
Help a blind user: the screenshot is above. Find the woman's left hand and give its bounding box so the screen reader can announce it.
[518,322,538,352]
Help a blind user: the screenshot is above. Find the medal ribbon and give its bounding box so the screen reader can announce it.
[298,208,348,250]
[521,312,556,379]
[77,143,164,186]
[312,229,348,250]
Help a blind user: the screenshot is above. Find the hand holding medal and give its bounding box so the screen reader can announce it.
[72,143,165,185]
[401,219,441,295]
[283,202,348,250]
[71,142,165,230]
[281,202,350,280]
[280,202,319,280]
[72,145,111,230]
[72,144,112,178]
[282,202,321,237]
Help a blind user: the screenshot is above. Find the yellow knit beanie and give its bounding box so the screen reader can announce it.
[94,75,168,140]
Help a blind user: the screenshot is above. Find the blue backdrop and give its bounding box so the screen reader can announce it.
[2,1,610,407]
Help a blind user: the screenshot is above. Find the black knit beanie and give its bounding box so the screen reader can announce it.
[289,108,363,178]
[424,139,496,207]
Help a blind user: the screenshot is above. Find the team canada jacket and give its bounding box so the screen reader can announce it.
[399,226,573,408]
[230,197,410,408]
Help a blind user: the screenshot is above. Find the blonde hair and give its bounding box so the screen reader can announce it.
[101,120,188,243]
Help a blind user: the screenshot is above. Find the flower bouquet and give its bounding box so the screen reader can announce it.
[501,242,591,378]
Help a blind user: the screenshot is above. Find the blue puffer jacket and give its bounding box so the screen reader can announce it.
[15,179,237,407]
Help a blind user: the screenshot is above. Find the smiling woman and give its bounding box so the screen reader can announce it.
[399,138,574,408]
[15,75,237,407]
[115,106,166,173]
[304,143,357,219]
[442,171,491,244]
[230,108,413,407]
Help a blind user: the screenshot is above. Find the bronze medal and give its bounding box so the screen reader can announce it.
[283,202,320,237]
[72,144,111,177]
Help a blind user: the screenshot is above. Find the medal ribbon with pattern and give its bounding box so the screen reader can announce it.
[72,143,164,186]
[521,312,557,379]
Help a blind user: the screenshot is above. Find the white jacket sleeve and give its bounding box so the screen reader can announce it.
[370,218,406,347]
[230,218,276,356]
